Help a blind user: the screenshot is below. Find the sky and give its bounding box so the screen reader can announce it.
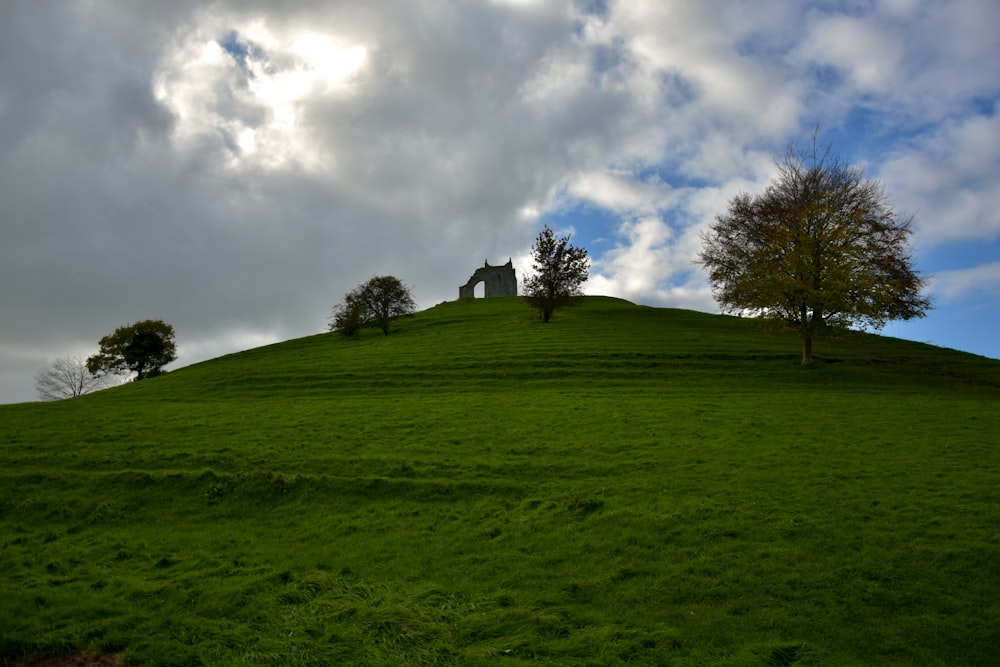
[2,0,999,403]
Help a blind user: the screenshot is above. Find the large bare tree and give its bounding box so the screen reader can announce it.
[697,140,930,365]
[35,356,113,400]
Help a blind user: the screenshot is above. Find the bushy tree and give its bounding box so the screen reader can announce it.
[330,276,416,336]
[87,319,177,380]
[330,291,365,337]
[35,356,113,400]
[523,225,590,323]
[697,140,930,365]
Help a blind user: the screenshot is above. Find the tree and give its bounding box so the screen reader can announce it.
[523,225,590,323]
[329,276,416,336]
[697,140,930,365]
[35,356,113,400]
[87,319,177,380]
[330,291,365,337]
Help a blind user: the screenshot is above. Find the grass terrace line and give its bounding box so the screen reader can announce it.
[1,297,998,665]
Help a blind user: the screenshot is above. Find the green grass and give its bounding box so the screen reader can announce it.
[2,296,998,665]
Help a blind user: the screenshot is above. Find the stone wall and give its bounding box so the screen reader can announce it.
[459,259,517,298]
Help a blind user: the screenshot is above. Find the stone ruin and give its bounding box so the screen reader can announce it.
[459,259,518,298]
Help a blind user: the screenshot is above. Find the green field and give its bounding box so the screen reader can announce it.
[2,296,998,666]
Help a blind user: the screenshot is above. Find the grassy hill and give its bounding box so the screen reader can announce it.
[2,296,998,666]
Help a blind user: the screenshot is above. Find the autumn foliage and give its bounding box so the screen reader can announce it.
[698,142,930,364]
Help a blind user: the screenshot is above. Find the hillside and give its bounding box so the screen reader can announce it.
[2,297,998,666]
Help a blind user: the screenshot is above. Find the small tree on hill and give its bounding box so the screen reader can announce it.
[697,138,930,365]
[330,276,416,336]
[330,291,365,337]
[523,225,590,323]
[87,319,177,380]
[35,356,114,400]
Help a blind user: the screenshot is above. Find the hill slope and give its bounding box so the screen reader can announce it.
[2,297,998,666]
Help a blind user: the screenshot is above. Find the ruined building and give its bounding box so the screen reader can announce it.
[459,259,517,299]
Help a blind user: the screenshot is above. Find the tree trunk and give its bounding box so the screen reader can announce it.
[799,304,814,365]
[801,333,813,366]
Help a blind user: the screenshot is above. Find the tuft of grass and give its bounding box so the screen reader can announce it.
[2,297,999,665]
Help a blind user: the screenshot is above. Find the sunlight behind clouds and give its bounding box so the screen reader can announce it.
[155,19,367,170]
[292,33,367,91]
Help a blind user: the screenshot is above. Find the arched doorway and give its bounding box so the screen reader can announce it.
[458,259,518,299]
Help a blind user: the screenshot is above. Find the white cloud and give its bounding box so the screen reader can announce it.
[608,1,803,140]
[566,171,676,214]
[586,208,715,312]
[879,108,1000,246]
[930,262,1000,302]
[798,15,903,90]
[565,170,720,312]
